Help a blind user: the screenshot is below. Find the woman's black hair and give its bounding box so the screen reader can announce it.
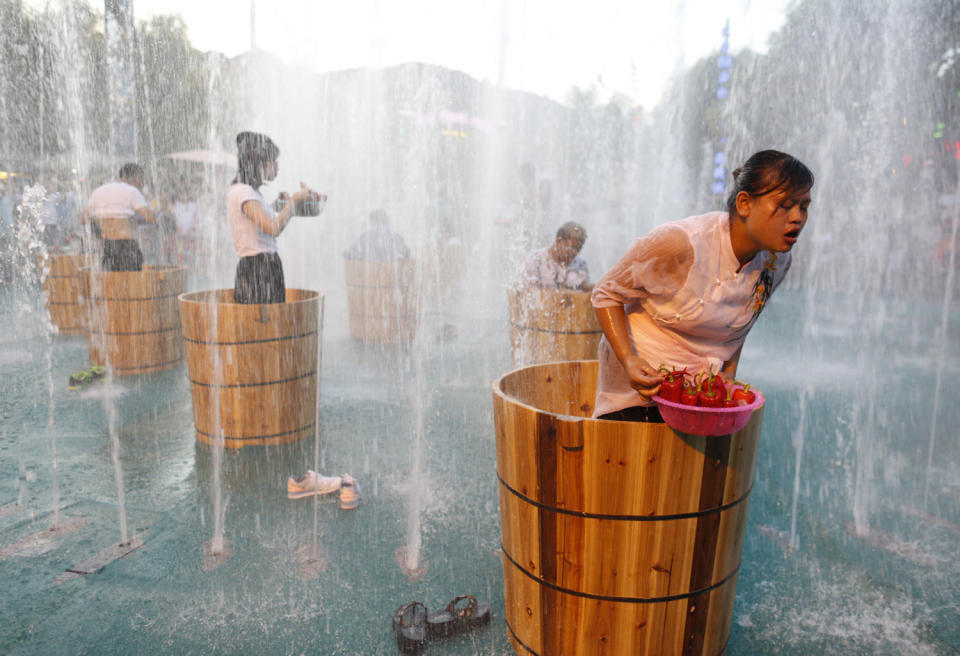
[726,150,814,215]
[233,131,280,188]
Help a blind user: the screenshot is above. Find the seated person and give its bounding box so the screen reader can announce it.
[523,221,592,291]
[344,209,410,261]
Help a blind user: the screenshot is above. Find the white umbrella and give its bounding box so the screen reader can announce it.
[165,150,235,167]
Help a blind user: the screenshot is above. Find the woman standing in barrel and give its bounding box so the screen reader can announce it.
[228,131,323,304]
[592,150,813,421]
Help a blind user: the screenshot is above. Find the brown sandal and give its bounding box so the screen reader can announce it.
[426,595,491,639]
[392,601,428,654]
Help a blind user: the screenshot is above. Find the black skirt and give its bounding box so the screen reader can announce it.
[101,239,144,272]
[234,252,285,304]
[597,405,664,423]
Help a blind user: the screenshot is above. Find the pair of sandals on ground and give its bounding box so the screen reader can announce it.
[393,595,491,654]
[68,365,106,389]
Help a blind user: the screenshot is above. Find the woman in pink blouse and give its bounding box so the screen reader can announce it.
[591,150,814,422]
[227,131,320,304]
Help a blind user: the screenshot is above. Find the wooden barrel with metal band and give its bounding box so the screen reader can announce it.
[344,258,417,344]
[179,289,321,449]
[493,360,763,656]
[42,254,88,334]
[81,265,187,374]
[508,286,603,366]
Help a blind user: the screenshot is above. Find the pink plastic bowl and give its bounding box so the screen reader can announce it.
[653,390,765,436]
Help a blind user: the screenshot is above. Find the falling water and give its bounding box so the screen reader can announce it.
[103,376,129,544]
[205,308,227,558]
[300,297,326,576]
[41,264,60,529]
[82,267,131,545]
[401,344,427,579]
[17,187,61,527]
[924,177,959,508]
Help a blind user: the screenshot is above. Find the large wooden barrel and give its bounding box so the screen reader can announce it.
[344,258,417,343]
[493,361,763,656]
[42,254,88,334]
[81,265,187,374]
[508,286,602,366]
[179,289,321,449]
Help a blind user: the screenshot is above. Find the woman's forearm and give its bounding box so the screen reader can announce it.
[272,201,294,235]
[245,199,293,237]
[595,304,664,398]
[595,305,635,366]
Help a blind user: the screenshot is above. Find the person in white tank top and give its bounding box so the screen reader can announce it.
[591,150,814,421]
[82,163,157,271]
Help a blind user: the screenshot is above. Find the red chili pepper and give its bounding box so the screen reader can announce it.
[699,365,726,398]
[711,375,726,399]
[657,366,684,402]
[699,383,723,408]
[696,367,723,408]
[680,379,700,406]
[732,383,756,406]
[659,378,683,403]
[722,386,738,408]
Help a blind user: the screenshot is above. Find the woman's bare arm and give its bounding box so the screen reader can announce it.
[595,305,664,399]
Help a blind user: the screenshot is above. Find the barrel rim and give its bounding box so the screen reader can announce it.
[178,288,322,307]
[507,284,593,301]
[492,359,598,424]
[343,257,416,265]
[508,321,604,336]
[79,264,188,276]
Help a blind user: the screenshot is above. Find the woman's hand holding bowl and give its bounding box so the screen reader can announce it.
[291,183,316,203]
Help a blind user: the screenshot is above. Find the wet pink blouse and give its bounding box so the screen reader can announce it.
[590,212,791,416]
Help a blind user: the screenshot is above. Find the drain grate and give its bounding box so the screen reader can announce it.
[55,530,148,583]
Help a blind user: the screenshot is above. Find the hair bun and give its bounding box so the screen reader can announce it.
[731,167,743,181]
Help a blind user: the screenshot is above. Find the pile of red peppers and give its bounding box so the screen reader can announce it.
[657,366,756,408]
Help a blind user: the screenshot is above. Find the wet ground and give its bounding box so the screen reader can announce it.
[1,285,958,655]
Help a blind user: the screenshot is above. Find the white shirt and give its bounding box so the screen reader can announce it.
[591,211,791,416]
[172,200,198,234]
[344,225,411,261]
[227,183,277,257]
[86,181,147,219]
[524,248,590,290]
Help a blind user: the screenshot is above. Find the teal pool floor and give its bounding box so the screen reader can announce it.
[1,289,958,655]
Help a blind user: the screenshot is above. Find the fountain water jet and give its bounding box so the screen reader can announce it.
[924,176,959,509]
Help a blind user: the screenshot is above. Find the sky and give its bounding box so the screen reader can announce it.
[103,0,792,108]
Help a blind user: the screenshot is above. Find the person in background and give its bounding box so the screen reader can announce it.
[523,221,592,292]
[38,181,61,248]
[344,209,411,262]
[172,178,200,263]
[82,163,157,271]
[591,149,813,422]
[227,131,320,304]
